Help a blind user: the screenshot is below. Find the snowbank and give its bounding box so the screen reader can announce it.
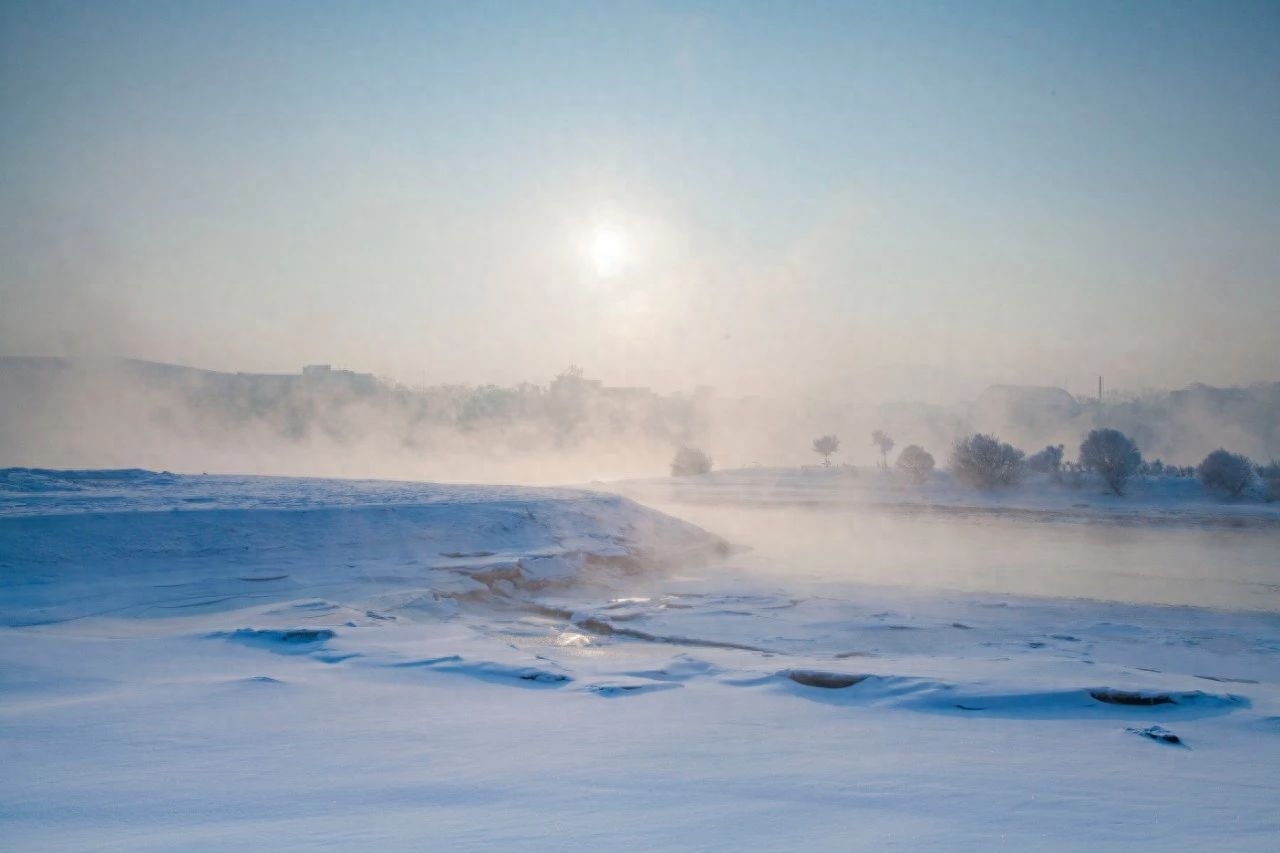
[0,469,728,627]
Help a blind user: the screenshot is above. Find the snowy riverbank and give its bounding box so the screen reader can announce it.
[2,470,1278,850]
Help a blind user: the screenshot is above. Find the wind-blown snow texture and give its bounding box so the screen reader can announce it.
[2,469,1279,850]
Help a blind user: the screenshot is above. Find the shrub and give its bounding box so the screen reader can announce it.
[1196,449,1255,497]
[1027,444,1065,476]
[895,445,935,484]
[1079,429,1142,495]
[670,446,712,477]
[950,434,1025,488]
[1257,461,1280,502]
[812,434,840,466]
[1140,459,1166,477]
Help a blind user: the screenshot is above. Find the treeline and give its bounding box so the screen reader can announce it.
[153,364,714,454]
[672,428,1279,502]
[874,382,1280,472]
[934,429,1277,500]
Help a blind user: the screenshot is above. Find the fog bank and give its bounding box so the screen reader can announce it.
[2,356,1276,482]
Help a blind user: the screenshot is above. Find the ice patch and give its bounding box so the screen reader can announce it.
[1126,724,1184,745]
[555,631,592,648]
[422,659,573,687]
[782,669,870,689]
[769,673,1249,719]
[218,627,336,653]
[587,682,683,697]
[1089,688,1240,708]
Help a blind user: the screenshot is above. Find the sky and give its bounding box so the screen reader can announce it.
[2,0,1278,400]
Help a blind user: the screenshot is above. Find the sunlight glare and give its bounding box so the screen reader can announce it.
[586,225,630,278]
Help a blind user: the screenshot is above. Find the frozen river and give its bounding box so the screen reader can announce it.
[634,499,1280,613]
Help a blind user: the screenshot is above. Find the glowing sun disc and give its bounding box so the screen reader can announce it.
[586,225,629,277]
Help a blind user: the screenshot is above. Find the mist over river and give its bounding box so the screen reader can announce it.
[632,499,1280,613]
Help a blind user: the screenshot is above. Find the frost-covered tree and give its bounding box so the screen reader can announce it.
[1196,449,1255,497]
[1079,428,1142,496]
[1027,444,1065,478]
[950,434,1025,489]
[670,446,712,477]
[871,430,895,469]
[895,445,935,484]
[1257,461,1280,502]
[1141,459,1166,477]
[812,434,840,466]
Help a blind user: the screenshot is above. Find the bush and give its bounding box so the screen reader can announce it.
[950,434,1025,488]
[1140,459,1166,477]
[1027,444,1064,476]
[1196,449,1255,497]
[1079,429,1142,495]
[670,446,712,477]
[895,445,935,484]
[1257,461,1280,502]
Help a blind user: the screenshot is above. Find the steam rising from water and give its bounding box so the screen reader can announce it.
[640,500,1280,612]
[1,356,1276,481]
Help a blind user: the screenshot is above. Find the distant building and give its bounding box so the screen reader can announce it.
[600,385,653,401]
[301,364,377,393]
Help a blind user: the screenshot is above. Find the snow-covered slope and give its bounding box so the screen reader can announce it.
[0,469,728,627]
[2,470,1279,850]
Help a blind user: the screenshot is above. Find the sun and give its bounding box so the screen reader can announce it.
[584,224,630,278]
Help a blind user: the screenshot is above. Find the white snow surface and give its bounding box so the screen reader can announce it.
[3,469,1279,850]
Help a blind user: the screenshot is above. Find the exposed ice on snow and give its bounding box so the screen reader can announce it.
[1127,724,1185,745]
[782,669,870,688]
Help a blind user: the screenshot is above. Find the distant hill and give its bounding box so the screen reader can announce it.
[0,356,708,480]
[2,357,1276,474]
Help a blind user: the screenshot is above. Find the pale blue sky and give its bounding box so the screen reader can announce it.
[3,1,1277,397]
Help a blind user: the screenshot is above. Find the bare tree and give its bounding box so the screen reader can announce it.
[1197,449,1255,497]
[871,430,895,469]
[1079,428,1142,496]
[895,445,935,484]
[950,434,1025,489]
[812,434,840,467]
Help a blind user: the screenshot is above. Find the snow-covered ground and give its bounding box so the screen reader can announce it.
[3,469,1279,850]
